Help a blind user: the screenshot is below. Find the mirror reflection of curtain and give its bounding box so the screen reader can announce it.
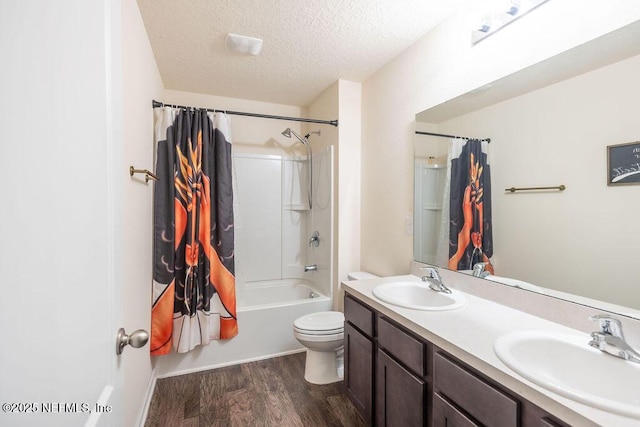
[151,106,237,355]
[437,139,493,272]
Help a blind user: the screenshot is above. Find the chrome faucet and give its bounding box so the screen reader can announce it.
[309,231,320,247]
[472,262,489,278]
[304,264,318,272]
[420,267,452,294]
[589,314,640,364]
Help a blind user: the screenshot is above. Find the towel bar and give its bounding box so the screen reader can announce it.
[129,166,159,183]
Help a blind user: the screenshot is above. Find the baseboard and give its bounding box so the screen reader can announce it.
[155,348,306,379]
[136,367,158,427]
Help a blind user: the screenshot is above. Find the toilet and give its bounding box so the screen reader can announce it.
[293,271,378,385]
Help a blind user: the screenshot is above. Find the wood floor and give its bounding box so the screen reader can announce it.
[144,352,367,427]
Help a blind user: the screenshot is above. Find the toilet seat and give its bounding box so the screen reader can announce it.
[294,326,343,335]
[294,311,344,335]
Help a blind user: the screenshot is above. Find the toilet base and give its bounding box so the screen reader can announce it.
[303,347,344,385]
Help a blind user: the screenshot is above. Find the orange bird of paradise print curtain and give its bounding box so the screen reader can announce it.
[448,139,494,273]
[151,106,237,355]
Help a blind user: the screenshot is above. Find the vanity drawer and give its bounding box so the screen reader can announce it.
[434,352,518,427]
[344,294,374,337]
[377,316,426,377]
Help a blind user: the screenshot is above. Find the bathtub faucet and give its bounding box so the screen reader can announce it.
[304,264,318,272]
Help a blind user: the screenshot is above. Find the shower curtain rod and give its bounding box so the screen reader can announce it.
[152,100,338,127]
[415,130,491,143]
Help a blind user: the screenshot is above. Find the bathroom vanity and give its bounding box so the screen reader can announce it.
[345,293,565,426]
[342,272,640,426]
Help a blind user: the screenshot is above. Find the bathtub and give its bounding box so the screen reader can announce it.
[154,279,332,378]
[237,279,324,308]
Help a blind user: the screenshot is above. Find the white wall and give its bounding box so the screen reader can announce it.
[435,53,640,308]
[122,1,164,425]
[336,80,362,308]
[361,1,640,276]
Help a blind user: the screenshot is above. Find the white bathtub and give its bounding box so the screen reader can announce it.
[237,279,324,308]
[154,279,332,378]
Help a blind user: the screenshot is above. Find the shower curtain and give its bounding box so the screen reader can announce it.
[447,138,494,273]
[151,106,237,355]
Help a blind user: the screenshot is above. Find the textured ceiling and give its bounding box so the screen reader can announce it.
[136,0,469,107]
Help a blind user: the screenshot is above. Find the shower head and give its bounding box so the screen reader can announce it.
[281,128,309,146]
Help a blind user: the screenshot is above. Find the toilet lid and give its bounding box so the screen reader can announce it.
[294,311,344,333]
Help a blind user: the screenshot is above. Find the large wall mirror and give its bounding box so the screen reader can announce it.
[414,20,640,319]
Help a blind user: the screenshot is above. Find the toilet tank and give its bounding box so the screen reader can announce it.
[347,271,379,280]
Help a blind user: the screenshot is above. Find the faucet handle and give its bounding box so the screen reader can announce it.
[308,231,320,247]
[589,314,625,339]
[420,266,441,282]
[472,262,488,278]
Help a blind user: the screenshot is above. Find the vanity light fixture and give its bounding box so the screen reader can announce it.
[471,0,551,45]
[225,33,263,55]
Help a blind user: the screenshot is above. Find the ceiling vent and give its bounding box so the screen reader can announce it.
[225,33,263,56]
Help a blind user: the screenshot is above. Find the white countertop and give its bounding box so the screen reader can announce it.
[342,274,640,427]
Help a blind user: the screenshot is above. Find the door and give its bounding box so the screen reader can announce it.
[0,1,124,426]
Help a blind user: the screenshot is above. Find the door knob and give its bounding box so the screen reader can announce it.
[116,328,149,355]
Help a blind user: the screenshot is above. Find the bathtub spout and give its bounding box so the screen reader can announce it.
[304,264,318,272]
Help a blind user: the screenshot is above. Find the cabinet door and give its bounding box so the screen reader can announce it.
[344,322,373,422]
[376,349,427,427]
[433,394,479,427]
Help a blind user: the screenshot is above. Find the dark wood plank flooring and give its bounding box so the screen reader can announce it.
[145,352,367,427]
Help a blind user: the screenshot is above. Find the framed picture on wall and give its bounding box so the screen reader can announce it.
[607,141,640,186]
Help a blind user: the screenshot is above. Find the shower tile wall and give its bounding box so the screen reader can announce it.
[234,155,283,283]
[234,148,333,297]
[234,154,309,286]
[282,157,309,278]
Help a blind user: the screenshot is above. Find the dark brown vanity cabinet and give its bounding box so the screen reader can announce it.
[432,351,570,427]
[433,351,517,427]
[344,292,572,427]
[376,317,429,426]
[345,294,429,426]
[344,294,375,423]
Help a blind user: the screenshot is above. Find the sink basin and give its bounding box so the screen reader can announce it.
[372,281,466,311]
[494,330,640,419]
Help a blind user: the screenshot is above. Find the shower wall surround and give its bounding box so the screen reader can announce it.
[234,152,330,291]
